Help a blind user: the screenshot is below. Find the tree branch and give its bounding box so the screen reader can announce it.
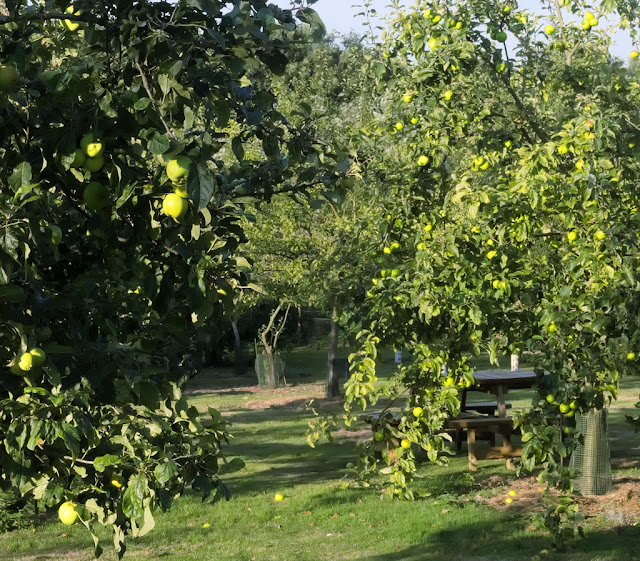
[0,11,108,26]
[135,61,175,139]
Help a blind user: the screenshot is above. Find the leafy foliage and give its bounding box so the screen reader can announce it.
[0,0,340,556]
[336,0,640,543]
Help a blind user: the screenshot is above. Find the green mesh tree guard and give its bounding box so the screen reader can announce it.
[254,352,285,389]
[569,408,612,496]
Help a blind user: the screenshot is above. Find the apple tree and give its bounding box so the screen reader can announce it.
[0,0,341,556]
[340,0,640,527]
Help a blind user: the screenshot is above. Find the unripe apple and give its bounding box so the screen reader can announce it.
[403,93,413,103]
[394,122,403,131]
[443,89,453,101]
[413,407,423,417]
[627,351,636,361]
[544,25,555,35]
[418,155,429,166]
[400,439,410,449]
[0,64,20,91]
[567,231,577,242]
[631,50,639,59]
[594,230,606,241]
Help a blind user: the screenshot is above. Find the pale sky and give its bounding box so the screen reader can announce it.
[273,0,633,61]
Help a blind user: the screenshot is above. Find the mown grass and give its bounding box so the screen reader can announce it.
[1,350,639,561]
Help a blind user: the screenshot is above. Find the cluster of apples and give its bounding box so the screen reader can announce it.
[10,348,46,374]
[162,156,192,221]
[70,133,110,210]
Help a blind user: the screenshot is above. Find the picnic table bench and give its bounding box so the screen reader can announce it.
[445,414,522,471]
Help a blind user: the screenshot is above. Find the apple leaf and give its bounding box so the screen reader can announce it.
[187,163,215,212]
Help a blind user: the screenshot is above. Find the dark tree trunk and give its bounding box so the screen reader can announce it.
[231,319,247,376]
[326,303,340,398]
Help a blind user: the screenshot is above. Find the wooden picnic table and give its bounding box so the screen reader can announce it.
[451,369,547,470]
[461,369,542,417]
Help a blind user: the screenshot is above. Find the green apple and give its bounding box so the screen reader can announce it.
[594,230,606,241]
[496,63,506,73]
[374,431,384,441]
[83,154,105,173]
[496,31,508,42]
[492,280,500,289]
[30,347,46,366]
[581,20,591,30]
[413,407,423,417]
[83,182,110,210]
[569,401,577,410]
[390,242,400,251]
[443,89,453,101]
[162,192,188,220]
[418,155,429,166]
[502,6,511,14]
[410,117,418,125]
[402,93,413,103]
[557,144,568,155]
[58,501,78,525]
[627,351,636,360]
[559,403,570,414]
[0,64,20,91]
[400,439,410,448]
[567,231,577,242]
[18,352,33,371]
[544,25,556,35]
[428,37,438,50]
[444,377,455,387]
[80,133,104,158]
[546,394,555,404]
[548,321,557,334]
[394,122,403,131]
[631,50,639,59]
[432,15,441,24]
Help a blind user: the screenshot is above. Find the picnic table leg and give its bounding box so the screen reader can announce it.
[467,428,477,471]
[496,385,507,417]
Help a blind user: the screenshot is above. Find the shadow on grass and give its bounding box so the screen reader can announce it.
[351,521,640,561]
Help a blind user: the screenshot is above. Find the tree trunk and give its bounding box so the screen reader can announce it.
[297,304,303,341]
[231,319,247,376]
[326,303,340,398]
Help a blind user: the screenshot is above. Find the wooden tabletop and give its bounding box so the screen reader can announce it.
[471,370,543,390]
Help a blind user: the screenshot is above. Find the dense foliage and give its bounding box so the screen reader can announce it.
[337,0,640,542]
[0,0,344,556]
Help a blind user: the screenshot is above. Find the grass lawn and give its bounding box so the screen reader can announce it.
[1,349,639,561]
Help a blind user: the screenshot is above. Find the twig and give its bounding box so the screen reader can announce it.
[135,61,175,139]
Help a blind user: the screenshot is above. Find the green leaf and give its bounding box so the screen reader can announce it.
[93,454,121,473]
[8,162,32,192]
[122,473,147,520]
[187,163,215,212]
[149,132,171,155]
[232,136,245,161]
[154,459,177,485]
[134,97,151,110]
[0,284,24,303]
